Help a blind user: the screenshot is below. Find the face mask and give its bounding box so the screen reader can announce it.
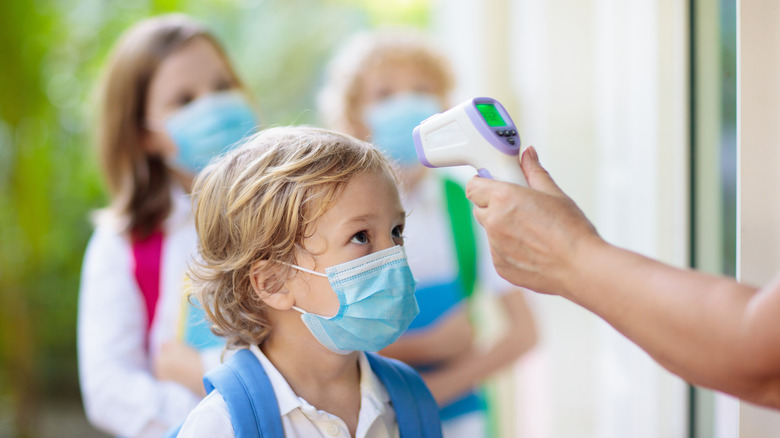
[289,245,419,354]
[364,93,442,166]
[163,90,258,173]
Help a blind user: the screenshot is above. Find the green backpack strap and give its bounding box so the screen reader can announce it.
[444,177,505,437]
[442,176,478,298]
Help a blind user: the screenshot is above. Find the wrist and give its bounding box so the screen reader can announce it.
[559,232,608,301]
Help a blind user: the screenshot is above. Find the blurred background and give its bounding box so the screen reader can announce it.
[3,0,779,437]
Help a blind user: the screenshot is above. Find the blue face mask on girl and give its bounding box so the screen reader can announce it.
[163,90,258,173]
[364,93,442,167]
[289,245,419,354]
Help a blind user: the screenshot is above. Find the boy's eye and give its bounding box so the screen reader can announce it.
[350,231,369,245]
[392,225,404,240]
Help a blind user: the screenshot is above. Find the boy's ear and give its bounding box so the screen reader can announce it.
[250,260,295,310]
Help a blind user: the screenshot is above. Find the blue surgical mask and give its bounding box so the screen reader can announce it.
[164,90,258,173]
[364,93,442,166]
[289,245,419,354]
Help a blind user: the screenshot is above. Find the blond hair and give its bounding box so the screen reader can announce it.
[318,28,455,138]
[190,126,397,347]
[95,14,246,238]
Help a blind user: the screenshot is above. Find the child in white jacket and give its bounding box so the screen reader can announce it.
[78,14,259,437]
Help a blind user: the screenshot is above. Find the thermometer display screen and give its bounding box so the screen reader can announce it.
[476,103,506,127]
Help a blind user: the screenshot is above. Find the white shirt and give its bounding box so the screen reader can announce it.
[77,186,222,437]
[177,345,399,438]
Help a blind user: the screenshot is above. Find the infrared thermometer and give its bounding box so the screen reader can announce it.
[413,97,527,186]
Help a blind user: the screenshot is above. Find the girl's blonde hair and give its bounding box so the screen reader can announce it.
[190,126,397,348]
[318,28,455,137]
[95,14,245,238]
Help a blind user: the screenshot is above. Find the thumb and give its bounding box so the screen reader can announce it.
[521,146,565,196]
[465,175,495,208]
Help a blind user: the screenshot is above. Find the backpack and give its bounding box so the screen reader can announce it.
[167,348,442,438]
[442,176,478,298]
[131,229,165,347]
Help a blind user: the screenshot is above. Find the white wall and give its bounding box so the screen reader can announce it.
[433,0,690,436]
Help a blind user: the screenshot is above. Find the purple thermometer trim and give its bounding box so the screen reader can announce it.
[413,125,435,168]
[464,97,520,156]
[477,168,494,179]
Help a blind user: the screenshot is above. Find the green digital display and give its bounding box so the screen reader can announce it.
[476,103,506,127]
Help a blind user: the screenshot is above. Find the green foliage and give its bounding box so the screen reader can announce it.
[333,0,431,27]
[0,0,430,433]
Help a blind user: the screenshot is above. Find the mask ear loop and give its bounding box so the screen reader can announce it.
[285,263,328,278]
[281,260,328,315]
[281,244,329,278]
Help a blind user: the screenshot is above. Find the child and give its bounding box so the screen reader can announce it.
[77,14,258,437]
[177,126,441,437]
[318,29,538,438]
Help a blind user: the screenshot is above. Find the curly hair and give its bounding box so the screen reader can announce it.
[317,27,455,138]
[189,126,397,348]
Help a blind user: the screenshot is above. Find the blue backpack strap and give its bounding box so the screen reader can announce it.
[365,352,442,438]
[202,348,285,438]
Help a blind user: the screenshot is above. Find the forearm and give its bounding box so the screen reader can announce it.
[423,336,528,405]
[380,333,441,364]
[565,239,778,400]
[423,300,537,404]
[381,307,473,365]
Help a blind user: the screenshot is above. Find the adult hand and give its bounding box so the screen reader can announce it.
[466,146,601,297]
[469,147,780,410]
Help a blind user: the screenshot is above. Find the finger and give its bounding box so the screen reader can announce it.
[465,175,497,208]
[471,201,488,227]
[521,146,565,196]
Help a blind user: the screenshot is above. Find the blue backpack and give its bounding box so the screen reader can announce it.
[168,349,442,437]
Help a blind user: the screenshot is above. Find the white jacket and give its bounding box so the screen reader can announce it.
[78,187,221,437]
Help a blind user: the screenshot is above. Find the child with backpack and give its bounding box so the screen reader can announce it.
[77,14,258,437]
[177,126,441,437]
[318,29,538,438]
